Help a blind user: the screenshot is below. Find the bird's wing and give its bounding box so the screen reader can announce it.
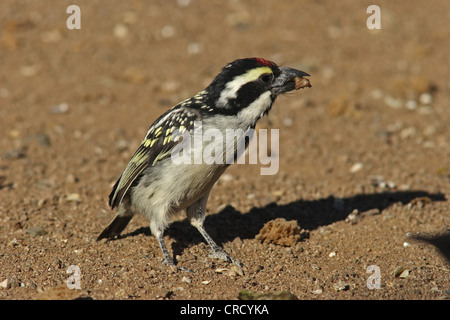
[109,106,200,209]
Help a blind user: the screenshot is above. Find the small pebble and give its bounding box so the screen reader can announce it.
[20,65,39,77]
[361,208,381,217]
[400,127,416,139]
[272,190,284,197]
[219,174,233,183]
[384,96,403,109]
[7,238,19,247]
[2,148,26,159]
[333,281,350,291]
[187,42,203,55]
[66,193,81,203]
[161,25,175,38]
[393,266,408,277]
[29,133,51,146]
[181,276,191,284]
[419,92,432,105]
[115,139,129,152]
[177,0,191,7]
[51,102,69,114]
[0,278,19,289]
[399,269,410,278]
[122,67,148,84]
[113,23,129,39]
[350,162,363,173]
[405,100,417,110]
[283,117,293,127]
[312,288,323,295]
[215,268,229,274]
[370,89,383,100]
[26,226,47,237]
[345,209,361,224]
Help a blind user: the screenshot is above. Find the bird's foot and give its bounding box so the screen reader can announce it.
[208,247,244,275]
[161,257,194,273]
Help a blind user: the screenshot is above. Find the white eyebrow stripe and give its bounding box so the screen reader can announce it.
[217,67,272,108]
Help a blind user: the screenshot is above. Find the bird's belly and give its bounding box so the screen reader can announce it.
[131,160,227,215]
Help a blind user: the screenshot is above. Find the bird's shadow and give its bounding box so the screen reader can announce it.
[122,190,446,258]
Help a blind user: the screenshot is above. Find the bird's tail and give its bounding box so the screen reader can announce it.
[96,215,133,241]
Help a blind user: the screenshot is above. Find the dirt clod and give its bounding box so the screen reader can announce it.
[255,218,303,247]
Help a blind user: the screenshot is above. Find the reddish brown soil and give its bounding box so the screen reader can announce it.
[1,0,449,300]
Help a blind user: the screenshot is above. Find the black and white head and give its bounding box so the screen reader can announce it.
[204,57,311,127]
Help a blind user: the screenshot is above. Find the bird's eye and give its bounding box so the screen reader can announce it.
[260,73,273,83]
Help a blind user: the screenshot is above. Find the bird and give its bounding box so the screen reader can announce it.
[97,57,311,271]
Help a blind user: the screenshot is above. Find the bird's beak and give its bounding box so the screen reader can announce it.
[271,67,311,95]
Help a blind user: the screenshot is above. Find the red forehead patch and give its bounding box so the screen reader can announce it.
[254,58,275,68]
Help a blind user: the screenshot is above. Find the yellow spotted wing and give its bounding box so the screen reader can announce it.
[108,106,200,209]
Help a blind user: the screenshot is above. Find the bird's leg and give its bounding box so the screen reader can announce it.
[187,192,243,268]
[194,219,241,265]
[154,226,193,272]
[154,229,175,266]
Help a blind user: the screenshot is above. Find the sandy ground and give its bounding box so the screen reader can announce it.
[0,0,449,300]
